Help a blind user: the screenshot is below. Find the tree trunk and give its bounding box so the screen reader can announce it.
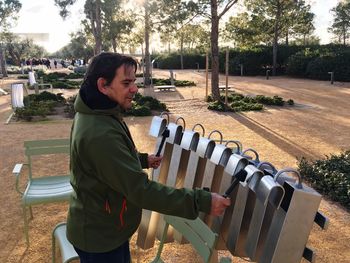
[95,0,102,54]
[211,0,220,101]
[180,34,184,70]
[285,30,289,46]
[112,39,117,53]
[144,0,151,87]
[272,2,281,76]
[0,46,7,77]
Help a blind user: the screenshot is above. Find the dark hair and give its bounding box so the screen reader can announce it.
[80,52,137,110]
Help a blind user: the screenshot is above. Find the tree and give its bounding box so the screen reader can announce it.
[246,0,300,76]
[225,1,314,76]
[0,32,47,66]
[154,0,202,70]
[290,3,315,45]
[55,0,103,55]
[329,1,350,46]
[102,0,135,53]
[54,0,77,18]
[224,12,263,48]
[84,0,102,54]
[205,0,239,101]
[55,30,94,61]
[0,0,21,76]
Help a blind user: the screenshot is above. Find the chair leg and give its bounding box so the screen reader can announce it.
[150,223,169,263]
[23,205,29,246]
[52,230,56,263]
[29,206,33,220]
[209,250,219,263]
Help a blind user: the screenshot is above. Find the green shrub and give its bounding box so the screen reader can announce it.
[174,80,196,87]
[298,151,350,209]
[306,51,350,81]
[208,100,229,112]
[25,91,66,103]
[128,104,152,116]
[65,72,84,79]
[74,66,87,74]
[51,80,80,89]
[255,95,284,106]
[286,50,318,77]
[156,53,206,69]
[136,95,167,111]
[230,101,263,112]
[15,100,56,121]
[207,92,288,112]
[306,56,336,80]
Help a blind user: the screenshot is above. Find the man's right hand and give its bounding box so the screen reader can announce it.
[210,193,231,216]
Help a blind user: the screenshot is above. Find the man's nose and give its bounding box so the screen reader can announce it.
[130,83,138,93]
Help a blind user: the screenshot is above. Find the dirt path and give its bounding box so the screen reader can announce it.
[0,70,349,262]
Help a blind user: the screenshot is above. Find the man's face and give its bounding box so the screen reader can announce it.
[104,64,138,110]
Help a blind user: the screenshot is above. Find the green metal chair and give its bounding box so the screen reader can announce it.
[52,222,79,263]
[13,138,72,245]
[151,215,231,263]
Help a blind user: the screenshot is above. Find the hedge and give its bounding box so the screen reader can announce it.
[298,151,350,209]
[154,44,350,81]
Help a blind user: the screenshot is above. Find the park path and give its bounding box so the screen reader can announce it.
[141,69,350,262]
[0,71,349,262]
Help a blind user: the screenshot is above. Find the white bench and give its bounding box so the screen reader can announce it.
[52,222,79,263]
[219,85,233,91]
[154,85,176,91]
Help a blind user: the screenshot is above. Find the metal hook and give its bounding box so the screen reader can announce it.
[208,130,223,144]
[241,148,260,163]
[192,123,205,137]
[225,140,242,154]
[160,112,170,124]
[274,168,303,189]
[257,161,278,175]
[175,116,186,130]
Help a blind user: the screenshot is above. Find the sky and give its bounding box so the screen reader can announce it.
[11,0,340,54]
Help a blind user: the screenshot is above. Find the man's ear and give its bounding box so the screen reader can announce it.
[97,77,109,95]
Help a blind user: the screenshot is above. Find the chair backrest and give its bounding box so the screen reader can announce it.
[11,83,26,109]
[164,215,218,262]
[24,138,70,180]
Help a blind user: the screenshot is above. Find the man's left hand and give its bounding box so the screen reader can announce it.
[148,154,162,169]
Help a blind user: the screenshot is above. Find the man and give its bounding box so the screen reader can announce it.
[67,52,230,262]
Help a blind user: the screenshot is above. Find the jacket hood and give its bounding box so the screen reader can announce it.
[74,92,124,120]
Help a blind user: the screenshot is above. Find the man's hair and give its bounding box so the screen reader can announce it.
[79,52,137,110]
[84,52,137,87]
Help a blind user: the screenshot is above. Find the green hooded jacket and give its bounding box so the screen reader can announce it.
[66,94,212,253]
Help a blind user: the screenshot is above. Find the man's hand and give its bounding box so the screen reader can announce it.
[210,193,231,216]
[148,154,163,169]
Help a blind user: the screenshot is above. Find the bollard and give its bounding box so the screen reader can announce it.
[196,62,200,72]
[328,71,334,85]
[240,64,244,76]
[266,70,270,80]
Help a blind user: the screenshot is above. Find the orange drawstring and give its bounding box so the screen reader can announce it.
[105,200,111,214]
[119,197,127,227]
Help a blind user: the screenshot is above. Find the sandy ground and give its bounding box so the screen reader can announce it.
[0,70,349,262]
